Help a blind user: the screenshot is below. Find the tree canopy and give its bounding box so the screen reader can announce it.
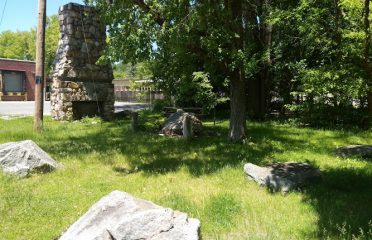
[0,15,59,74]
[0,30,34,60]
[87,0,371,134]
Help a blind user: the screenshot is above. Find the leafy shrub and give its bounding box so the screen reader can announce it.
[152,99,174,112]
[285,102,371,129]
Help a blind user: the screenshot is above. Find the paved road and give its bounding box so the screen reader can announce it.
[0,101,149,116]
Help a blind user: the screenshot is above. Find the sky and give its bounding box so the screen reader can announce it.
[0,0,84,32]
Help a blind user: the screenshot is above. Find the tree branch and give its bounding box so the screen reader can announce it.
[133,0,164,25]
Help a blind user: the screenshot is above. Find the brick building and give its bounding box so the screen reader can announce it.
[0,58,40,101]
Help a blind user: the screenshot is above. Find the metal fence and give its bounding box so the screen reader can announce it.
[114,90,164,103]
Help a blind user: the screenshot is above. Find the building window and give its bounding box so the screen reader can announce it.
[3,71,25,93]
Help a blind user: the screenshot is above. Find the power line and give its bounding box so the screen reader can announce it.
[0,0,7,29]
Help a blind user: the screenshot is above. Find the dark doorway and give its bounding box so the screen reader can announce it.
[72,101,104,120]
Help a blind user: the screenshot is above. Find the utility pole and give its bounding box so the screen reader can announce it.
[34,0,46,131]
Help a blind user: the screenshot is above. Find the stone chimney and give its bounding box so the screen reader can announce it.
[51,3,114,121]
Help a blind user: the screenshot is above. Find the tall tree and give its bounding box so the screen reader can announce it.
[228,0,247,140]
[364,0,372,114]
[270,0,366,111]
[88,0,371,129]
[28,15,60,74]
[0,15,59,74]
[0,31,33,60]
[88,0,250,141]
[246,0,273,119]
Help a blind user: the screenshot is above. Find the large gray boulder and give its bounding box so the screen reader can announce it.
[161,109,202,136]
[59,190,200,240]
[335,145,372,158]
[244,162,321,192]
[0,140,62,177]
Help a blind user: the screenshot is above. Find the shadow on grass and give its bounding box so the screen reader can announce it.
[40,116,372,238]
[46,120,310,177]
[302,167,372,239]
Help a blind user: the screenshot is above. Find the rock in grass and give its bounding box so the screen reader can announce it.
[0,140,62,178]
[335,145,372,159]
[244,162,321,192]
[161,109,202,136]
[59,190,200,240]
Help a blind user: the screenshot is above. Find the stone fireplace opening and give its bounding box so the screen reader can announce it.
[51,3,114,121]
[72,101,104,120]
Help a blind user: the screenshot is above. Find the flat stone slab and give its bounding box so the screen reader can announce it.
[0,140,62,177]
[244,162,321,192]
[59,190,200,240]
[335,145,372,158]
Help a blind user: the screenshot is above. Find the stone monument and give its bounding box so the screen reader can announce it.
[51,3,114,121]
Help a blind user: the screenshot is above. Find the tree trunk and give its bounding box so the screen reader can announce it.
[229,70,247,141]
[246,1,272,120]
[247,76,265,119]
[365,0,372,114]
[228,0,247,142]
[262,22,273,116]
[334,0,342,46]
[368,92,372,113]
[253,22,273,119]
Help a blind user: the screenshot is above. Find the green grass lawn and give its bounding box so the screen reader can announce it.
[0,112,371,240]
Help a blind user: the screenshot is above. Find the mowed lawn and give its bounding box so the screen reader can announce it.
[0,113,371,240]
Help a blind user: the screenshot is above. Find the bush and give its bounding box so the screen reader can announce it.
[286,103,371,129]
[152,99,174,112]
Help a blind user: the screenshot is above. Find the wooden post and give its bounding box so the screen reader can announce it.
[182,113,193,139]
[34,0,46,131]
[131,111,138,131]
[213,106,216,127]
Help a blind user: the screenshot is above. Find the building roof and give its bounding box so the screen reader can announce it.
[135,80,154,83]
[0,58,36,64]
[113,78,154,86]
[113,79,131,86]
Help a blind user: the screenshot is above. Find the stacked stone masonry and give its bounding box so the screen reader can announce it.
[51,3,114,121]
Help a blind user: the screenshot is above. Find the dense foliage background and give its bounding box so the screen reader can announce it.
[0,15,59,74]
[0,1,370,136]
[85,0,371,132]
